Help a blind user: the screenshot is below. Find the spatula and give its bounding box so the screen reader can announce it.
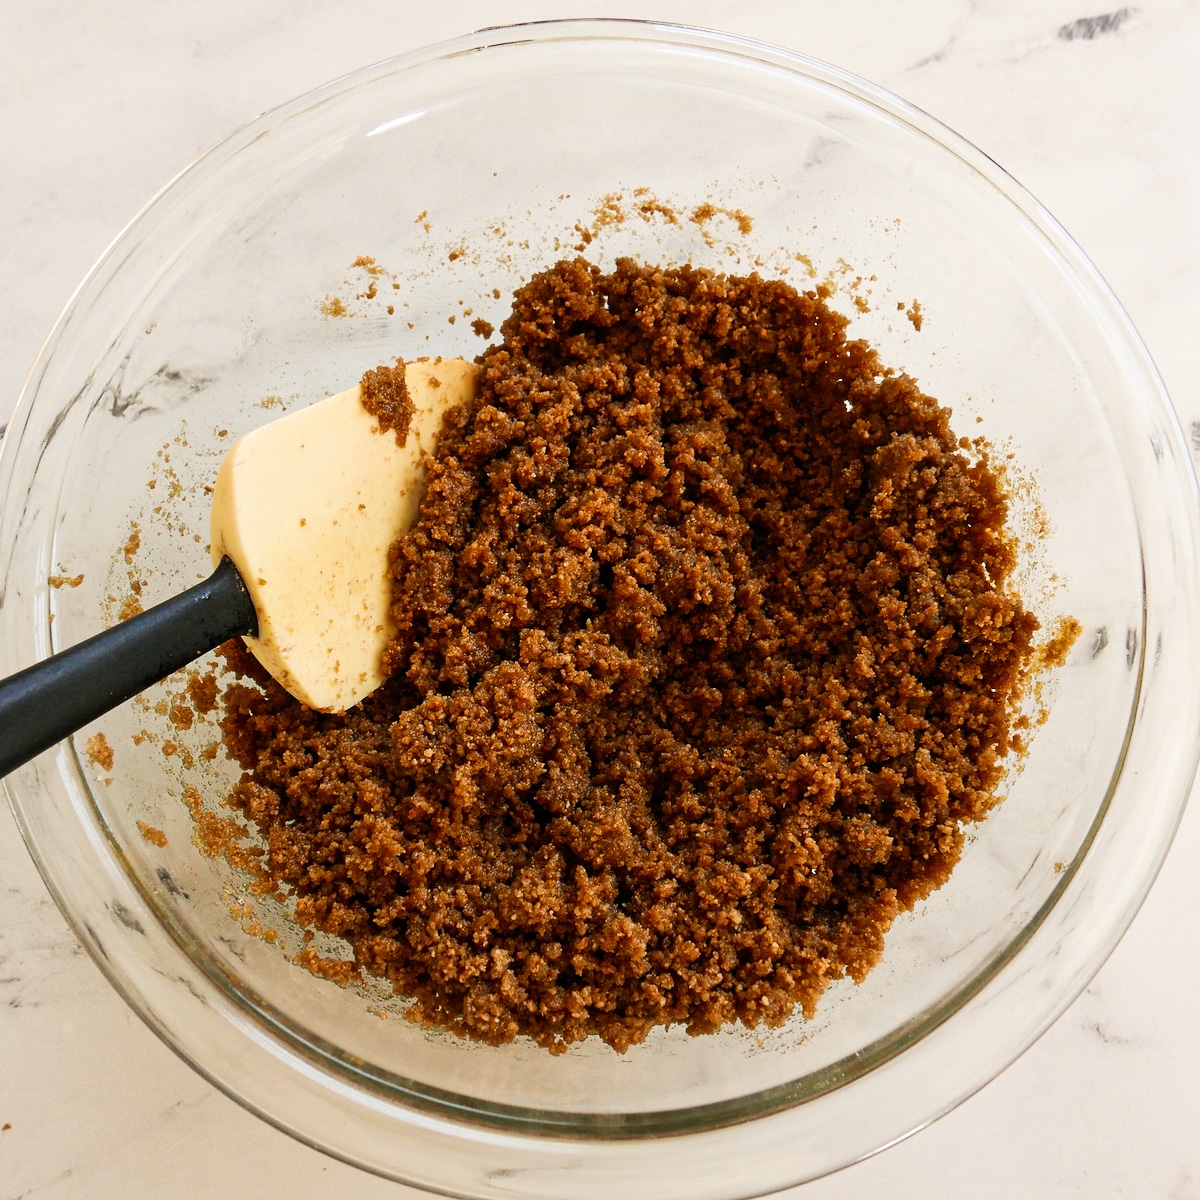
[0,357,479,778]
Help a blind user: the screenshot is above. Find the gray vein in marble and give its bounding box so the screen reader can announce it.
[1169,1167,1198,1200]
[81,921,108,962]
[155,866,189,899]
[907,2,1152,78]
[939,925,989,961]
[4,1163,77,1200]
[172,972,208,1004]
[1058,8,1136,39]
[2,1090,215,1200]
[910,31,961,70]
[143,958,208,1009]
[109,901,145,936]
[1083,1018,1130,1045]
[37,373,94,463]
[217,934,247,962]
[104,360,214,422]
[0,372,102,602]
[0,885,88,1011]
[1015,855,1041,889]
[799,136,839,171]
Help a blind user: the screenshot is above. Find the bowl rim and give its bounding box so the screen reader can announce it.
[3,16,1199,1198]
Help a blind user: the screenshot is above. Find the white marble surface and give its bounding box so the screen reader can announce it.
[3,2,1200,1197]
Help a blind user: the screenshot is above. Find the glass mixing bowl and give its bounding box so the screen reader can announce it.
[2,20,1198,1200]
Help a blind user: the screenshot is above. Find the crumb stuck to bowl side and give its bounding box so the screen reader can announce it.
[137,821,169,847]
[85,731,114,772]
[214,256,1052,1054]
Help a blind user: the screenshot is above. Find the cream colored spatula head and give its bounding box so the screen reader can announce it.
[210,358,479,712]
[0,359,480,777]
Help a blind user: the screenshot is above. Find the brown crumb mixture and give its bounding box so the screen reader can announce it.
[169,699,194,731]
[1037,616,1082,668]
[85,731,114,772]
[117,594,144,622]
[187,669,220,715]
[689,201,753,236]
[220,258,1039,1054]
[137,821,169,847]
[360,359,414,444]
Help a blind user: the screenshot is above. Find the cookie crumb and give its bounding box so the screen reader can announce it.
[85,732,113,772]
[137,821,169,847]
[360,358,415,445]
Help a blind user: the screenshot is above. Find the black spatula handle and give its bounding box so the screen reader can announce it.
[0,556,257,778]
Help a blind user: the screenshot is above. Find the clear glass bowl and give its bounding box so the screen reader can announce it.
[2,20,1198,1200]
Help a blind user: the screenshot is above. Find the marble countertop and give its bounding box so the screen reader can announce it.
[3,3,1199,1197]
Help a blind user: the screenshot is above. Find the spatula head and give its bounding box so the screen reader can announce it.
[210,358,479,711]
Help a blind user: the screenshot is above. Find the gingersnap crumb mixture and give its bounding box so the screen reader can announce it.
[219,257,1039,1053]
[85,731,114,773]
[360,360,414,444]
[137,821,169,848]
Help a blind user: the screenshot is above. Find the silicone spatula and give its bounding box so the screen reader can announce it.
[0,358,479,777]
